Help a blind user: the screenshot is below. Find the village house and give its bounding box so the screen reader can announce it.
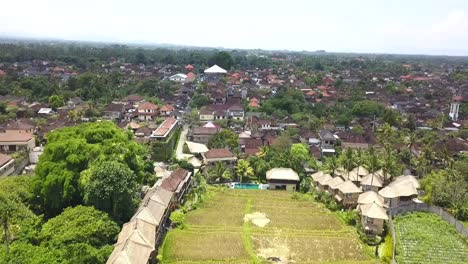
[122,94,144,105]
[107,167,193,264]
[315,173,333,192]
[0,153,15,176]
[159,168,192,204]
[188,126,220,145]
[360,173,384,192]
[38,108,55,116]
[0,119,35,134]
[159,105,175,116]
[336,181,363,208]
[240,137,263,156]
[266,168,300,191]
[378,175,419,208]
[150,117,179,141]
[201,148,237,165]
[359,202,388,235]
[319,129,336,156]
[103,103,126,120]
[0,131,35,153]
[137,102,159,121]
[199,109,215,121]
[134,126,153,138]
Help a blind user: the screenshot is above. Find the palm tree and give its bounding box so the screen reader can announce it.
[236,159,254,183]
[366,146,381,187]
[404,130,417,165]
[323,156,339,177]
[355,148,364,176]
[381,147,396,184]
[412,154,429,178]
[341,148,355,178]
[256,146,269,158]
[206,162,226,183]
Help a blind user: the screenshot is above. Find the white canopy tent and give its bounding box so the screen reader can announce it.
[204,64,227,74]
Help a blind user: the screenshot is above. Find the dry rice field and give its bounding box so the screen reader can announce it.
[161,189,380,264]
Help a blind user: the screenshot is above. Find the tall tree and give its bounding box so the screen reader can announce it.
[340,148,355,177]
[83,161,139,222]
[323,156,340,176]
[34,122,145,217]
[208,51,234,70]
[207,130,239,151]
[235,159,254,183]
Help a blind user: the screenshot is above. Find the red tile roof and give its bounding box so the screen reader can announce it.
[0,131,33,142]
[139,102,159,110]
[153,117,177,137]
[160,105,175,112]
[186,72,196,79]
[160,168,189,192]
[203,148,235,159]
[0,153,12,166]
[248,101,259,108]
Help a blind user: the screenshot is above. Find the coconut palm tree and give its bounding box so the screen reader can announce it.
[323,156,340,177]
[341,148,355,178]
[366,146,381,186]
[236,159,254,183]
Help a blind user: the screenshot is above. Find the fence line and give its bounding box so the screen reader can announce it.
[389,202,468,236]
[388,202,468,263]
[388,214,397,264]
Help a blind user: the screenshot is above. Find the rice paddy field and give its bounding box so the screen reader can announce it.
[394,212,468,264]
[160,188,380,263]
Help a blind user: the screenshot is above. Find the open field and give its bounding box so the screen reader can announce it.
[394,212,468,264]
[161,189,380,263]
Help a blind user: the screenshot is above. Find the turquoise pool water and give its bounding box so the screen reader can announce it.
[231,183,269,190]
[233,183,260,189]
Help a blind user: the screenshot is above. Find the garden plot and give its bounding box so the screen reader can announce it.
[395,212,468,264]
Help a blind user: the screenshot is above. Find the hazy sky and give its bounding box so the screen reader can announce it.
[1,0,468,55]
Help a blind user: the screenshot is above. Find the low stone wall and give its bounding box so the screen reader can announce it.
[389,202,468,236]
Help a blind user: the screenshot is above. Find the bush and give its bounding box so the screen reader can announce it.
[169,210,186,229]
[299,177,312,193]
[340,210,359,226]
[381,231,393,263]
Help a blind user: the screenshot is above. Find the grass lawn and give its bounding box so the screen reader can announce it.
[160,188,380,263]
[394,212,468,264]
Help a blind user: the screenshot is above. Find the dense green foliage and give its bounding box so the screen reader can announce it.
[34,122,145,217]
[83,161,140,222]
[207,129,239,151]
[421,157,468,220]
[189,94,211,109]
[151,126,181,161]
[0,176,119,264]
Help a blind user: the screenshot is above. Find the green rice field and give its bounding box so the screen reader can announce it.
[160,189,380,263]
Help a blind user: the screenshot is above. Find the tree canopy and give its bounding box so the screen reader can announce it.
[207,129,239,151]
[34,121,146,217]
[83,161,140,222]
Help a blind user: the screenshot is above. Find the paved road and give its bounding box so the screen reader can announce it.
[175,126,193,160]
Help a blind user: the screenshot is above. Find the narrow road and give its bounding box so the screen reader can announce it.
[175,126,193,160]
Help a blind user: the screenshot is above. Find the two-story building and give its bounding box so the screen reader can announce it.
[137,102,159,121]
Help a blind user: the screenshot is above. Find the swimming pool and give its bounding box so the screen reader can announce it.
[230,183,269,190]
